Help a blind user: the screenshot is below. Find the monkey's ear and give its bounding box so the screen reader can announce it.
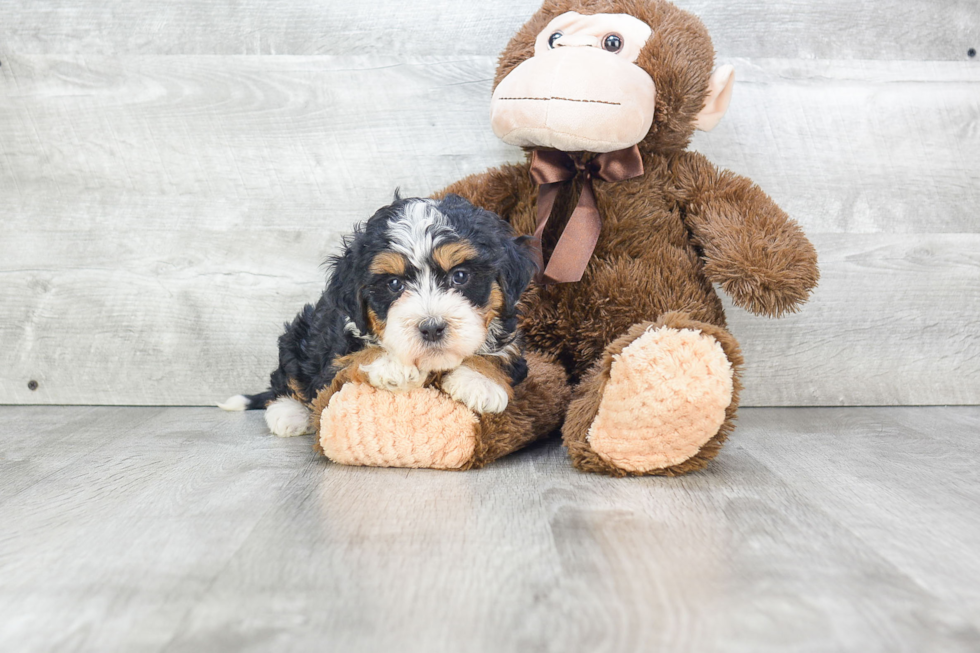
[695,65,735,132]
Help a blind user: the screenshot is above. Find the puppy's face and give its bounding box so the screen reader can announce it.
[333,195,535,373]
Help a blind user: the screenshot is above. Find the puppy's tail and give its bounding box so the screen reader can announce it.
[217,390,276,411]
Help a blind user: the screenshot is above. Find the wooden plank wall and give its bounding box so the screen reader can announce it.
[1,1,978,406]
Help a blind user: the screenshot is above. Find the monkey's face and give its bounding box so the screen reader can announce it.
[490,2,735,154]
[490,11,656,153]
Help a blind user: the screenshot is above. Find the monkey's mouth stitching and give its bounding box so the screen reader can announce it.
[498,96,621,106]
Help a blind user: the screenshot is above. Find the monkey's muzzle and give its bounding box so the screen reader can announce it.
[490,47,656,153]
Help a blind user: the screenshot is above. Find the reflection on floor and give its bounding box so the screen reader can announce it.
[1,406,978,652]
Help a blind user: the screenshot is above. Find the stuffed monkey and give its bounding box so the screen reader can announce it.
[428,0,820,476]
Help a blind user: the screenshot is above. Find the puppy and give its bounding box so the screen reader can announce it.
[219,193,537,437]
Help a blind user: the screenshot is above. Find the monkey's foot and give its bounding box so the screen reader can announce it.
[316,352,570,471]
[321,383,479,470]
[564,317,739,476]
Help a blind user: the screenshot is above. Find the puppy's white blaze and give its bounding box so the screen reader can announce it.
[265,396,312,437]
[383,275,487,372]
[442,366,510,414]
[217,394,249,411]
[387,199,454,269]
[360,354,425,392]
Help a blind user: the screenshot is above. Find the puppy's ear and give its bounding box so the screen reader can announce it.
[392,187,403,203]
[438,193,467,211]
[498,235,537,318]
[326,234,368,335]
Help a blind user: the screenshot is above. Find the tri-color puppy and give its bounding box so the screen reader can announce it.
[220,193,537,437]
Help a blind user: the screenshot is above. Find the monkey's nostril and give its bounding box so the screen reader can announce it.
[419,318,447,343]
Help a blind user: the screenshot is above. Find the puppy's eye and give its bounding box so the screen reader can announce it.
[451,270,470,286]
[602,34,623,53]
[548,32,562,48]
[386,278,404,293]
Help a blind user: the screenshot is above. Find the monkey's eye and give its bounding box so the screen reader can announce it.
[451,270,470,286]
[602,33,623,53]
[386,278,404,293]
[548,32,563,48]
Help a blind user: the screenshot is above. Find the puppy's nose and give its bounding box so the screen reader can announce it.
[419,318,447,343]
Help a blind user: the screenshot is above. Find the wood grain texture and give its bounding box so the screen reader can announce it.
[728,233,980,406]
[2,53,979,405]
[3,2,980,409]
[2,56,976,234]
[0,229,331,406]
[2,231,978,406]
[693,59,980,235]
[2,406,980,652]
[4,54,978,235]
[738,408,980,622]
[1,0,977,60]
[0,54,517,231]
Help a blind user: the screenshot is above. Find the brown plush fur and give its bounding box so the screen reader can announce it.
[433,0,818,475]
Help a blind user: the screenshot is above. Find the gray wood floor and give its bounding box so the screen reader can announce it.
[1,406,979,652]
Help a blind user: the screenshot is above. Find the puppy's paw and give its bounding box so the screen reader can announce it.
[360,355,425,393]
[265,396,312,437]
[441,366,509,414]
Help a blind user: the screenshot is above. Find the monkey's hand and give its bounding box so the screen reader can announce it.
[671,152,819,317]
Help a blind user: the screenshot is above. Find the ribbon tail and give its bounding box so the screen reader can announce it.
[531,182,560,283]
[541,181,601,284]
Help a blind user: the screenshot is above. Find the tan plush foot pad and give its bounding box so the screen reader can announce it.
[317,352,571,471]
[587,326,734,473]
[320,383,479,469]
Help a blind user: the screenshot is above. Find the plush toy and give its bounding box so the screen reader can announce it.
[317,0,818,475]
[314,351,570,469]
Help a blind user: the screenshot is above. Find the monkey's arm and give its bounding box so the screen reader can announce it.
[669,151,819,317]
[431,162,533,223]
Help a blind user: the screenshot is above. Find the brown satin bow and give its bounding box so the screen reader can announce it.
[529,145,644,284]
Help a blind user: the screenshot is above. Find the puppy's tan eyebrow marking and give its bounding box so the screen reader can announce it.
[369,251,408,276]
[433,241,478,271]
